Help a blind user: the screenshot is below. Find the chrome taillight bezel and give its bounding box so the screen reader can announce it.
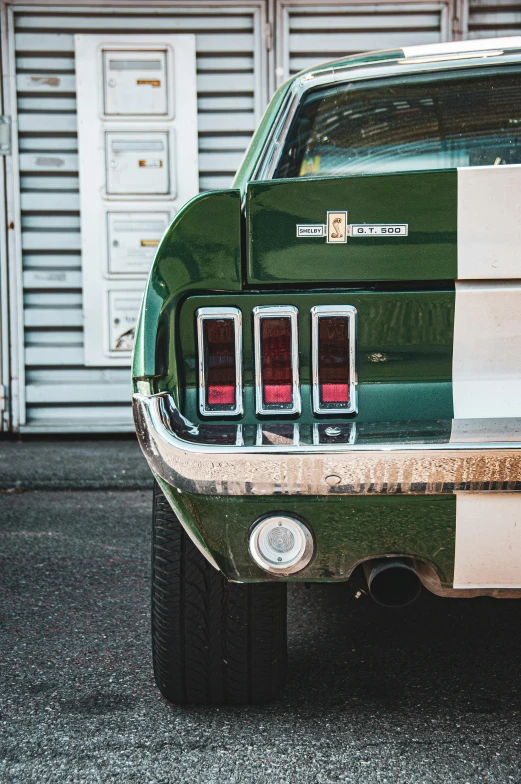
[255,423,300,446]
[311,305,357,415]
[312,422,357,445]
[253,305,301,416]
[196,306,243,417]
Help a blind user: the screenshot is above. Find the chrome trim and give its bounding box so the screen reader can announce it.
[253,52,521,183]
[252,89,300,182]
[313,422,357,446]
[311,305,357,415]
[248,515,314,576]
[256,423,299,446]
[196,306,243,417]
[255,86,302,181]
[253,305,301,416]
[133,392,521,496]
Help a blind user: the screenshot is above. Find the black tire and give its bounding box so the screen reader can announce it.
[151,481,287,705]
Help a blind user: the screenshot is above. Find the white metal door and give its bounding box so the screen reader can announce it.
[75,34,198,367]
[3,2,268,433]
[275,0,451,84]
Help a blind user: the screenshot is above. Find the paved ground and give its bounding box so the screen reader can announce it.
[2,442,521,783]
[0,438,151,491]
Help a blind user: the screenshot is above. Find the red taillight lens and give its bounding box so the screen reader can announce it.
[254,306,300,415]
[318,316,350,407]
[261,317,293,406]
[203,318,236,408]
[197,307,242,417]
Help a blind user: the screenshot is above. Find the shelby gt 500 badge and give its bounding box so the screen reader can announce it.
[297,211,408,241]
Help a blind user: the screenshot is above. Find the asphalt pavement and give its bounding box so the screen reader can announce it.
[2,440,521,783]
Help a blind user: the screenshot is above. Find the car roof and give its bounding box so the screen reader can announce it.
[296,36,521,80]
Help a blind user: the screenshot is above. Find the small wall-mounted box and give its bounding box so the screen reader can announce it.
[108,290,143,352]
[106,132,172,196]
[107,212,171,275]
[103,50,169,117]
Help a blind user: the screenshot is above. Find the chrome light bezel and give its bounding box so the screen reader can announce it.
[311,304,357,415]
[255,423,299,446]
[196,306,243,417]
[253,304,301,416]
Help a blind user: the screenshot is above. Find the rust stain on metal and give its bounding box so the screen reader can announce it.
[30,76,60,87]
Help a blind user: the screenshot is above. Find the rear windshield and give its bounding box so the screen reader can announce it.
[274,66,521,178]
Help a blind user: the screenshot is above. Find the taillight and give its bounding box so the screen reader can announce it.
[253,305,300,415]
[311,305,357,414]
[197,307,243,416]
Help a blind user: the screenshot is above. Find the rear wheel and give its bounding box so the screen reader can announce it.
[151,481,287,704]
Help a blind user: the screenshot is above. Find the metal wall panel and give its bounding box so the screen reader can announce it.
[275,1,450,83]
[7,3,267,432]
[465,0,521,39]
[0,46,8,431]
[6,0,509,434]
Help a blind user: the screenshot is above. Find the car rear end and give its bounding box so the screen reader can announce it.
[133,39,521,704]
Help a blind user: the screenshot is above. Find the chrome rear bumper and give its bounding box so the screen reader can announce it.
[133,392,521,496]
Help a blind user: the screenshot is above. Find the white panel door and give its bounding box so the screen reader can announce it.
[75,34,198,367]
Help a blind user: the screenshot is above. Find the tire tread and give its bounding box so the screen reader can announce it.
[151,481,287,704]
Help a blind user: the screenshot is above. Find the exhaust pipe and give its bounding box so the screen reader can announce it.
[363,558,422,608]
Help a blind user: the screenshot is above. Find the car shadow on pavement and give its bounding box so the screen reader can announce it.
[3,489,521,781]
[282,582,518,717]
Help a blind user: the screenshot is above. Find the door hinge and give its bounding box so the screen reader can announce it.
[0,384,6,412]
[0,117,11,155]
[265,22,273,52]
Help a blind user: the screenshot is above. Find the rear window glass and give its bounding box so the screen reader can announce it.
[274,66,521,178]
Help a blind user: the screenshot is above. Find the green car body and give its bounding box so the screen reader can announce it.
[133,39,521,597]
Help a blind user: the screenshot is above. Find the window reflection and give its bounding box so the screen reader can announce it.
[275,68,521,178]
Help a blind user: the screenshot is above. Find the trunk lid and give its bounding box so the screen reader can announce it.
[246,170,457,284]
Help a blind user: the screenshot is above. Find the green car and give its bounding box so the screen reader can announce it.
[133,37,521,705]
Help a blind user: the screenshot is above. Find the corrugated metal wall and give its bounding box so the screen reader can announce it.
[3,0,517,433]
[275,1,450,81]
[466,0,521,38]
[12,3,266,431]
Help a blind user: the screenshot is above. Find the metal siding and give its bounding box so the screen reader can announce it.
[11,4,266,432]
[0,16,7,430]
[467,0,521,38]
[276,2,450,80]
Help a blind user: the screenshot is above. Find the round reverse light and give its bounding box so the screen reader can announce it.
[249,515,314,575]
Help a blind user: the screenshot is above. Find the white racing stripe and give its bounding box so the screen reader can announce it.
[453,165,521,587]
[402,38,521,58]
[458,165,521,279]
[454,494,521,588]
[449,417,521,443]
[455,167,521,420]
[452,281,521,419]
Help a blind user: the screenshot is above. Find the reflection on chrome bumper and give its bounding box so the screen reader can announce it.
[133,392,521,496]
